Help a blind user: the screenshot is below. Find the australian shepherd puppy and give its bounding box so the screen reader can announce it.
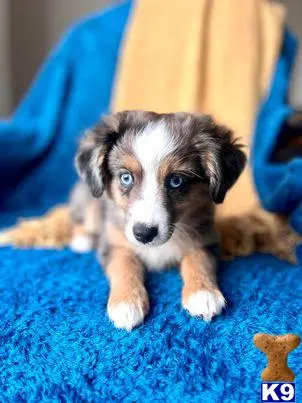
[70,111,246,330]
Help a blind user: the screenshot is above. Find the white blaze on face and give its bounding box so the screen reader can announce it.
[125,122,177,246]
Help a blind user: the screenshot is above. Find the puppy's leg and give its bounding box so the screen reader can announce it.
[69,182,101,253]
[105,247,149,331]
[181,249,226,321]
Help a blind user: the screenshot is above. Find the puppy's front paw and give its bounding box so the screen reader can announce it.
[182,289,226,321]
[70,233,94,253]
[107,287,149,331]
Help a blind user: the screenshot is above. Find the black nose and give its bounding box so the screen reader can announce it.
[133,223,158,244]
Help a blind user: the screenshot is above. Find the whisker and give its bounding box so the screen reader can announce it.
[175,222,202,239]
[172,153,201,165]
[173,223,194,239]
[185,170,205,181]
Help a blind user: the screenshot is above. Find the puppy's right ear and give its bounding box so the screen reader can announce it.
[75,114,120,198]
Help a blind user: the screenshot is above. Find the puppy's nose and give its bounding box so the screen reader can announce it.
[133,223,158,244]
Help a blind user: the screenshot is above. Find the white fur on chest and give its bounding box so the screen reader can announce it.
[134,237,184,271]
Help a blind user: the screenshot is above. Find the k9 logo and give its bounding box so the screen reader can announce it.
[261,383,296,402]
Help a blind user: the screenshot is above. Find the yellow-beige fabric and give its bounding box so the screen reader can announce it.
[112,0,285,218]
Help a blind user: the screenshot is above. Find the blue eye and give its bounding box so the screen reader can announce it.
[120,172,134,187]
[168,175,184,189]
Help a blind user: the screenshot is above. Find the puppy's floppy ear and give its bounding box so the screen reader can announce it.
[194,115,247,204]
[75,114,121,197]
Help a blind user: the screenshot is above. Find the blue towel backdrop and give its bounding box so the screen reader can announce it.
[252,30,302,234]
[0,2,132,225]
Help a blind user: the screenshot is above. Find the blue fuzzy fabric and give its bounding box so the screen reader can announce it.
[0,249,301,401]
[252,30,302,234]
[0,2,301,401]
[0,1,132,226]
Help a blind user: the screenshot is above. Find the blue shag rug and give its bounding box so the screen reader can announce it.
[0,2,301,401]
[0,248,301,401]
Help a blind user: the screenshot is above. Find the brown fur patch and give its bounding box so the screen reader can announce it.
[157,153,199,183]
[106,246,149,313]
[107,149,145,214]
[110,180,129,212]
[181,249,218,302]
[121,154,142,177]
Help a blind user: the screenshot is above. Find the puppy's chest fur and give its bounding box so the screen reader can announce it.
[133,237,184,271]
[101,196,217,271]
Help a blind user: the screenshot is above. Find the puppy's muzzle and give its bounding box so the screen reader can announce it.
[133,223,158,244]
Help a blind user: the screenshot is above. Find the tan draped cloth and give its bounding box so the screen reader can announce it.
[112,0,285,219]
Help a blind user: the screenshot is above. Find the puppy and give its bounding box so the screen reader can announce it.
[70,111,246,330]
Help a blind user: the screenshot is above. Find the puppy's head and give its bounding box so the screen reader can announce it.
[76,111,246,246]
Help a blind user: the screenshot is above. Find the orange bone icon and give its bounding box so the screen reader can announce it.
[254,333,300,382]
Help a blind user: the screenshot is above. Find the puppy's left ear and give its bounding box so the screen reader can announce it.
[75,114,121,198]
[195,116,247,204]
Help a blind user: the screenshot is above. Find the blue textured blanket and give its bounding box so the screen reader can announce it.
[0,249,301,401]
[0,2,301,401]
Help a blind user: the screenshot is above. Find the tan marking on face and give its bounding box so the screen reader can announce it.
[108,152,144,214]
[109,174,144,218]
[181,249,217,301]
[121,154,142,178]
[157,154,195,183]
[110,180,129,212]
